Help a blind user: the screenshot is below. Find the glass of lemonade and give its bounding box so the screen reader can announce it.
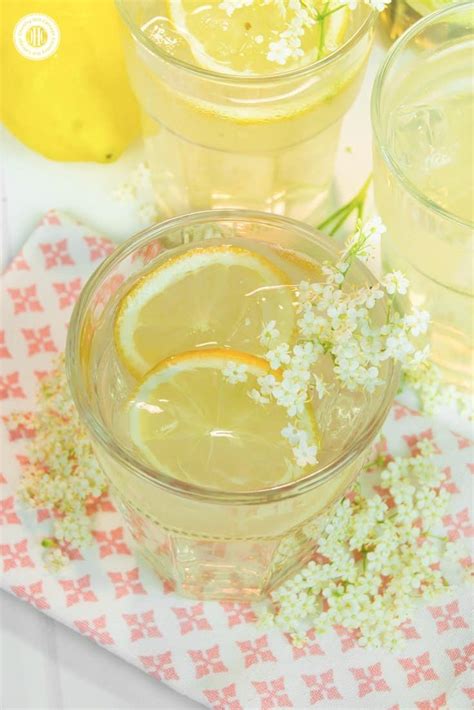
[372,2,473,391]
[67,210,397,600]
[115,1,375,223]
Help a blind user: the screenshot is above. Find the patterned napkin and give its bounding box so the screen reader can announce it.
[1,211,473,709]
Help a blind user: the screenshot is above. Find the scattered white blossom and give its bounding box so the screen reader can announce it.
[266,343,291,370]
[293,436,318,467]
[382,270,409,296]
[248,388,270,405]
[281,424,318,466]
[14,355,107,571]
[366,0,391,10]
[261,444,463,651]
[219,0,253,15]
[42,543,69,573]
[222,361,248,384]
[400,360,474,419]
[259,320,281,347]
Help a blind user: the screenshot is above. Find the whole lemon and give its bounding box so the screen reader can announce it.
[1,1,141,162]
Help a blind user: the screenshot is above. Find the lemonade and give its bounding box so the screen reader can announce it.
[68,212,397,599]
[117,1,375,222]
[373,3,474,390]
[380,0,454,42]
[93,238,370,489]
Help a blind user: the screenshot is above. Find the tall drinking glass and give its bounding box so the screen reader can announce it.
[372,2,474,391]
[67,210,398,600]
[116,2,375,223]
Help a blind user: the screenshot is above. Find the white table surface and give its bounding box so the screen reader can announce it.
[2,35,464,710]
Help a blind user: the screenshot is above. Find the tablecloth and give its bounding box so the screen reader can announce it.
[1,211,473,709]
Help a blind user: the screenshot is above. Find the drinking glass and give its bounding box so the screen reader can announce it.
[116,1,375,223]
[67,210,398,600]
[372,2,474,391]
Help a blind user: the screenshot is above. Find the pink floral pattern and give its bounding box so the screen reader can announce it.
[237,635,277,667]
[350,663,391,697]
[59,574,98,606]
[302,670,343,704]
[0,212,472,709]
[122,610,161,642]
[398,652,439,686]
[189,644,229,679]
[140,652,179,681]
[11,580,50,610]
[429,601,468,634]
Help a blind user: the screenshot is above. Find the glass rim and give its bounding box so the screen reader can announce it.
[371,0,474,230]
[66,209,399,506]
[115,0,376,85]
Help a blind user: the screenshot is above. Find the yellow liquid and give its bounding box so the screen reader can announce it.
[91,236,375,489]
[380,0,453,42]
[374,42,474,390]
[121,2,374,222]
[83,231,388,598]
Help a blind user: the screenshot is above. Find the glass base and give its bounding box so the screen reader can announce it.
[118,497,329,601]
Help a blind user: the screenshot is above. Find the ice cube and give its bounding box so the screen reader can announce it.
[389,103,452,173]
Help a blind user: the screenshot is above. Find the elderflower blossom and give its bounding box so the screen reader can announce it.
[400,359,474,419]
[266,343,291,370]
[382,270,409,295]
[42,545,69,573]
[248,388,270,405]
[261,444,461,651]
[216,0,393,69]
[282,425,318,465]
[219,0,253,15]
[259,320,280,347]
[243,216,431,465]
[366,0,391,10]
[267,1,315,65]
[222,361,248,384]
[13,355,107,570]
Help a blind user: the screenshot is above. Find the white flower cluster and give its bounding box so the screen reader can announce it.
[267,0,316,65]
[219,0,254,15]
[14,355,107,571]
[218,1,393,67]
[255,341,320,417]
[282,424,318,467]
[401,359,474,420]
[262,441,461,651]
[342,0,391,10]
[222,361,248,384]
[249,217,429,466]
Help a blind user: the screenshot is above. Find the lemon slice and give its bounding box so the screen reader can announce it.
[115,244,295,377]
[129,348,318,491]
[166,0,350,75]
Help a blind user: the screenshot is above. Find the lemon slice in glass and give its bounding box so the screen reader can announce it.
[166,0,350,75]
[129,348,318,490]
[115,244,295,377]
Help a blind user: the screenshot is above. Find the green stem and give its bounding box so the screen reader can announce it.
[317,2,329,59]
[385,295,394,325]
[317,175,372,236]
[323,4,347,17]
